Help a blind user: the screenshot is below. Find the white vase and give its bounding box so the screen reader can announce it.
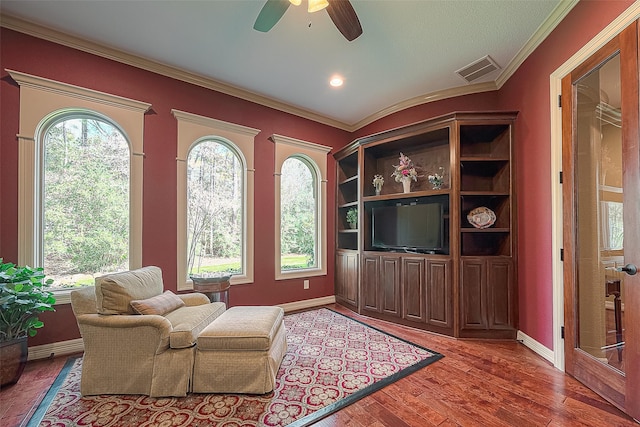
[402,179,411,193]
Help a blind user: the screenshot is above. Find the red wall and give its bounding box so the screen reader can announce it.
[354,0,634,350]
[496,0,633,348]
[0,28,352,346]
[0,0,635,350]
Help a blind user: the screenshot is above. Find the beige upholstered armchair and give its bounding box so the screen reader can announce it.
[70,266,225,397]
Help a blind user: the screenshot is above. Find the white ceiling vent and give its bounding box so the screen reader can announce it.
[455,55,500,83]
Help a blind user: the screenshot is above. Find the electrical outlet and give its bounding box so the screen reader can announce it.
[303,279,310,290]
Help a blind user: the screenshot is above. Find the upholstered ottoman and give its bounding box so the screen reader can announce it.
[192,306,287,394]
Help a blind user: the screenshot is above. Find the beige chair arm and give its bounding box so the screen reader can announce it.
[75,313,173,355]
[76,313,172,331]
[178,292,210,306]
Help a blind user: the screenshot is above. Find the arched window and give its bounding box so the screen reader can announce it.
[174,109,258,290]
[280,156,318,271]
[42,115,130,288]
[9,70,149,304]
[187,139,243,276]
[271,134,330,280]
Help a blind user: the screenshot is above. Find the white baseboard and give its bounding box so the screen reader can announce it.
[26,296,336,361]
[517,330,555,364]
[28,338,84,361]
[278,295,336,312]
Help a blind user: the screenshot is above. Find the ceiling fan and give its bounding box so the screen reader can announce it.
[253,0,363,42]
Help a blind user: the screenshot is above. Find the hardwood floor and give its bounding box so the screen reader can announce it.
[0,304,637,426]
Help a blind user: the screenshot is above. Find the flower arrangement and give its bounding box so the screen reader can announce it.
[391,152,418,182]
[372,174,384,193]
[428,167,445,189]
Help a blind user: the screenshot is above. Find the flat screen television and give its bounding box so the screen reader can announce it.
[372,202,444,252]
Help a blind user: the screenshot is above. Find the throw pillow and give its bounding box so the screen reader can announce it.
[130,290,185,316]
[95,266,164,315]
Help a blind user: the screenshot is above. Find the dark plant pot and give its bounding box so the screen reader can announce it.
[0,337,29,387]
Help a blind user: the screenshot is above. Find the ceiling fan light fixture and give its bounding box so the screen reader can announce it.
[289,0,302,6]
[330,76,344,87]
[308,0,329,13]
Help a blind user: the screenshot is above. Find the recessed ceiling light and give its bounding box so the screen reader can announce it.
[329,76,344,87]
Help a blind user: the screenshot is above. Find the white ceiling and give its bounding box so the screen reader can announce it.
[0,0,575,130]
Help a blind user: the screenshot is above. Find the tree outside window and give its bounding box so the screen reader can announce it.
[601,200,623,250]
[43,117,130,289]
[187,140,243,276]
[280,157,317,271]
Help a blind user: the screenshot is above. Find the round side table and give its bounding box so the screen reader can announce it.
[191,276,231,305]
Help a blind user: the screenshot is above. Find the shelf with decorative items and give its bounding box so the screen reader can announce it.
[335,148,360,309]
[362,188,449,202]
[337,202,359,251]
[456,114,517,339]
[336,148,359,252]
[333,111,518,339]
[363,146,450,197]
[362,124,451,198]
[460,193,511,257]
[458,117,515,260]
[461,195,510,228]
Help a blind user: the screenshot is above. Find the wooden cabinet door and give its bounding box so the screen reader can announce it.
[460,258,487,330]
[402,257,426,322]
[336,251,358,308]
[380,256,401,317]
[487,258,514,330]
[361,254,380,313]
[426,259,452,328]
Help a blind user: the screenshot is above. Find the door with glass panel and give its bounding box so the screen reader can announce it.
[562,22,640,420]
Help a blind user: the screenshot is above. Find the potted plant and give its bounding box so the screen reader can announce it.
[0,259,56,386]
[346,208,358,229]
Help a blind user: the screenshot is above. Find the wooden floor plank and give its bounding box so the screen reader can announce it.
[377,382,447,426]
[0,304,637,427]
[371,388,440,427]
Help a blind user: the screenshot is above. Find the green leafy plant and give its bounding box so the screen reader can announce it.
[346,208,358,227]
[0,259,56,342]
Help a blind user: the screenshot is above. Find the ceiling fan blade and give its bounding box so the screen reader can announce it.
[254,0,291,32]
[326,0,362,41]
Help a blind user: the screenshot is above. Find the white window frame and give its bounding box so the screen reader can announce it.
[271,134,331,280]
[173,109,258,291]
[8,69,150,305]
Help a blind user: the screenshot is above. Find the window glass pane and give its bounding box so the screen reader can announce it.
[601,200,623,250]
[280,157,317,271]
[187,141,243,276]
[43,117,130,289]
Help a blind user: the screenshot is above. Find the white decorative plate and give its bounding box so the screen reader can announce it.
[467,206,496,229]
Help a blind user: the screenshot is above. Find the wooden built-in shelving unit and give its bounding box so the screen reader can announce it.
[334,111,518,339]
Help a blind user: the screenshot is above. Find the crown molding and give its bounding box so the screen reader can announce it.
[2,5,572,132]
[352,81,499,130]
[495,0,579,89]
[1,14,352,131]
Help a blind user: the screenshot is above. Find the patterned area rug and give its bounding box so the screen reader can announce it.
[28,308,442,426]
